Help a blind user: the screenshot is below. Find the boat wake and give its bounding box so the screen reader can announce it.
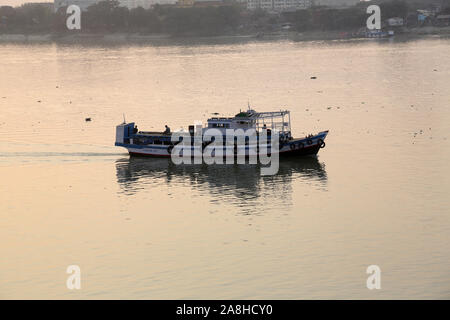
[0,152,125,157]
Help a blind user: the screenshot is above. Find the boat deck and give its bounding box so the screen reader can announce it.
[135,131,172,137]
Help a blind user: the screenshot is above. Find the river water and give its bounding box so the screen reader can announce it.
[0,37,449,299]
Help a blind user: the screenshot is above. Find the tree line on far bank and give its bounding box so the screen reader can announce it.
[0,0,449,36]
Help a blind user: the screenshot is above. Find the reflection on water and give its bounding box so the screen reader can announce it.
[115,156,327,213]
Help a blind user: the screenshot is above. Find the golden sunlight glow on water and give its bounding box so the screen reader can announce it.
[0,38,449,299]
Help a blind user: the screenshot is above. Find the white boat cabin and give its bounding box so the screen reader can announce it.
[205,109,292,140]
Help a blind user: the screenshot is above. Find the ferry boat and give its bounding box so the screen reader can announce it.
[115,109,328,158]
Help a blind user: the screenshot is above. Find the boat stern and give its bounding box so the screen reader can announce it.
[115,122,135,146]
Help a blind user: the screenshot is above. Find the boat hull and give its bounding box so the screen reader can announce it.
[128,146,321,158]
[117,131,328,159]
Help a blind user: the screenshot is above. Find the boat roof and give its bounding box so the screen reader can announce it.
[251,110,290,119]
[208,109,290,122]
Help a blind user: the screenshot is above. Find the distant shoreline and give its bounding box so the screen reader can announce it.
[1,27,450,44]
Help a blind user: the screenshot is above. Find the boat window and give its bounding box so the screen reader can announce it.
[154,140,162,145]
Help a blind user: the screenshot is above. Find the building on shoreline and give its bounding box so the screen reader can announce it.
[53,0,362,11]
[246,0,313,12]
[177,0,195,6]
[54,0,96,11]
[120,0,177,9]
[313,0,360,8]
[54,0,176,11]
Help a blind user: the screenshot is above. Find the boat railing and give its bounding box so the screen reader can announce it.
[254,110,291,135]
[136,131,172,136]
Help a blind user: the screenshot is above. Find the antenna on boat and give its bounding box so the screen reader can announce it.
[247,99,250,110]
[122,113,126,124]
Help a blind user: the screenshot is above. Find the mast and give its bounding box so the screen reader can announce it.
[288,111,291,133]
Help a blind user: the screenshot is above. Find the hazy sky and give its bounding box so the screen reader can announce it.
[0,0,52,7]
